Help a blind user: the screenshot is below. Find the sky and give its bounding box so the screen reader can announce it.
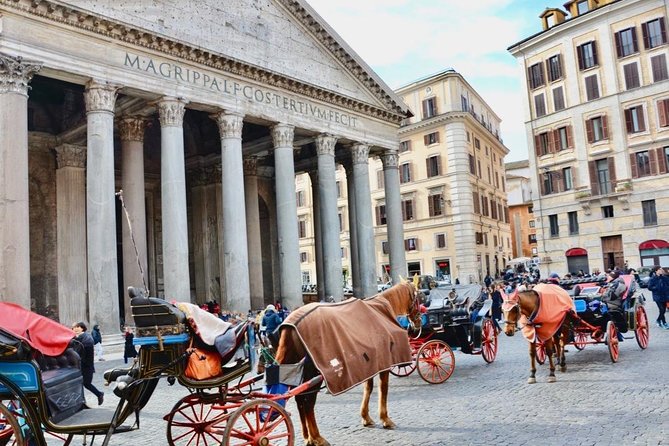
[306,0,546,162]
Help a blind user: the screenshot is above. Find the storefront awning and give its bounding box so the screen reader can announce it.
[565,248,587,257]
[639,239,669,250]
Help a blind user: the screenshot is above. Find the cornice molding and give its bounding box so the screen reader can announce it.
[0,0,406,124]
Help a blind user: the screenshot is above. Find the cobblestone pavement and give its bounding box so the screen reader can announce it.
[84,292,667,446]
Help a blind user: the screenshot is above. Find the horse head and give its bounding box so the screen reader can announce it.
[501,289,539,337]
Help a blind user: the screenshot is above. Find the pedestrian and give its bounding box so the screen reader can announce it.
[262,304,283,346]
[484,273,493,289]
[647,266,669,329]
[91,324,105,362]
[123,326,138,364]
[71,322,104,406]
[490,282,504,332]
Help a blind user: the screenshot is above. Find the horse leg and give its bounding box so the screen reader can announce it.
[528,343,537,384]
[296,392,330,446]
[546,340,557,383]
[559,331,567,373]
[360,378,375,427]
[378,371,396,429]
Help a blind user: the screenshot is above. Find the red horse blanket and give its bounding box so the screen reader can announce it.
[281,295,412,395]
[521,284,575,343]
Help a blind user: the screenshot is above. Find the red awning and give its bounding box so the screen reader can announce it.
[639,239,669,250]
[565,248,587,257]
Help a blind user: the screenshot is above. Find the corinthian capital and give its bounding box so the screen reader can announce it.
[84,80,119,113]
[118,117,147,142]
[381,151,399,169]
[0,54,42,96]
[271,124,294,148]
[157,97,187,127]
[55,144,86,169]
[315,134,337,157]
[243,157,258,176]
[212,112,244,139]
[351,143,370,165]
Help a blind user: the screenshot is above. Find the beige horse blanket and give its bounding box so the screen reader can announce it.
[281,295,412,395]
[521,284,575,343]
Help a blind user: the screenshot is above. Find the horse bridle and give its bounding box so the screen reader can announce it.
[407,288,423,338]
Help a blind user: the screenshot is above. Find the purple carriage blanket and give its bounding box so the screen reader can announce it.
[280,292,412,395]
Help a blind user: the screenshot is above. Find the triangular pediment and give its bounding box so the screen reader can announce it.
[48,0,408,119]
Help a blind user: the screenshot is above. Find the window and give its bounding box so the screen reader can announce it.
[461,95,469,112]
[546,54,563,82]
[399,163,411,183]
[576,0,588,14]
[586,115,608,143]
[426,155,441,177]
[625,105,646,134]
[435,233,447,249]
[585,75,599,101]
[534,131,551,156]
[642,17,667,49]
[632,151,652,178]
[651,54,668,82]
[475,232,483,245]
[428,194,443,217]
[487,167,491,184]
[623,63,640,90]
[336,181,342,198]
[658,98,669,128]
[477,160,482,178]
[302,271,310,284]
[528,62,545,89]
[555,126,571,151]
[422,97,437,119]
[405,238,418,251]
[529,220,536,228]
[481,195,489,216]
[665,146,669,170]
[528,205,534,213]
[534,93,546,117]
[568,211,579,235]
[468,154,476,175]
[375,204,387,225]
[399,140,411,153]
[592,158,613,195]
[341,247,346,258]
[472,191,480,214]
[577,41,598,70]
[300,252,308,263]
[381,241,389,255]
[423,132,439,146]
[615,27,638,58]
[602,205,614,218]
[298,219,307,238]
[338,211,344,232]
[529,234,537,244]
[474,138,481,149]
[490,197,498,220]
[376,170,384,189]
[542,171,558,195]
[401,199,414,221]
[642,199,657,226]
[553,87,565,111]
[549,214,559,237]
[563,167,573,190]
[296,190,305,207]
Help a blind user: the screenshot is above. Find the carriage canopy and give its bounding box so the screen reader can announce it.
[0,302,74,356]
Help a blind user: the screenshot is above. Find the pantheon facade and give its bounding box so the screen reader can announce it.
[0,0,410,334]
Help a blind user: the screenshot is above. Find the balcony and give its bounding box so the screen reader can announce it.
[575,181,632,215]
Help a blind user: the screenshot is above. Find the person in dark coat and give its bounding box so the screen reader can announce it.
[72,322,104,406]
[262,304,283,346]
[123,326,138,363]
[647,266,669,329]
[491,282,504,331]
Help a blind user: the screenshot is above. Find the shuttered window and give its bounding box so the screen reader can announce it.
[376,170,384,189]
[399,140,411,153]
[469,154,476,175]
[375,205,387,226]
[534,132,551,156]
[651,54,668,82]
[401,199,414,222]
[630,150,657,178]
[657,98,669,128]
[426,155,441,178]
[404,238,418,251]
[399,163,412,184]
[624,106,646,134]
[623,63,641,90]
[589,158,615,196]
[422,97,438,119]
[528,63,545,89]
[585,75,600,101]
[546,54,563,82]
[534,93,546,117]
[554,126,573,151]
[428,194,443,217]
[472,191,480,214]
[577,41,598,70]
[553,87,565,111]
[614,27,639,58]
[586,115,608,143]
[423,132,439,146]
[642,17,667,49]
[435,233,446,249]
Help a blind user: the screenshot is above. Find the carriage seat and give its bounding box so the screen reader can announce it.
[131,295,186,328]
[37,347,86,423]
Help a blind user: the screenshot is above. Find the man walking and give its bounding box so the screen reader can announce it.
[72,322,104,406]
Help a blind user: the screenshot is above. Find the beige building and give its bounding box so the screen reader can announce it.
[509,0,669,275]
[506,160,538,259]
[297,69,512,288]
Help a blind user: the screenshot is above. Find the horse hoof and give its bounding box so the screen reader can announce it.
[362,419,375,427]
[547,376,556,383]
[560,366,567,373]
[527,377,536,384]
[306,438,331,446]
[382,420,396,429]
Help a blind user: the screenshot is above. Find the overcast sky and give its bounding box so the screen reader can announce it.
[306,0,546,162]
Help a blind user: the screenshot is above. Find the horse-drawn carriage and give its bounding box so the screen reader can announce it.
[392,284,499,384]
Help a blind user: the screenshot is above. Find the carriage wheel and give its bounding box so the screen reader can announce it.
[0,401,24,446]
[606,321,619,363]
[222,398,294,446]
[0,399,72,446]
[534,342,546,365]
[634,306,650,350]
[416,340,455,384]
[573,331,588,351]
[166,397,229,446]
[389,360,416,377]
[480,319,498,363]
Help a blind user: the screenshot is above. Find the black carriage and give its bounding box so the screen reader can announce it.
[393,284,498,384]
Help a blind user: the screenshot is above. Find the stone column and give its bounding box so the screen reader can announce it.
[157,98,191,301]
[343,160,360,297]
[244,158,264,311]
[84,81,120,333]
[382,151,407,283]
[55,145,87,324]
[316,134,343,302]
[352,143,377,297]
[119,117,148,319]
[272,124,302,310]
[0,55,40,308]
[308,169,325,302]
[213,111,250,313]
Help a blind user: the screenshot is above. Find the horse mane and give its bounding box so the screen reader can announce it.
[368,282,413,315]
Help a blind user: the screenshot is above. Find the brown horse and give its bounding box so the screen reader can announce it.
[501,285,574,384]
[273,282,422,446]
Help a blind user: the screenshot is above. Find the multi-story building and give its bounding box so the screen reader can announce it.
[297,69,512,287]
[509,0,669,275]
[506,160,538,259]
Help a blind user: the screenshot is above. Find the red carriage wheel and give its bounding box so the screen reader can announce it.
[480,319,498,363]
[223,398,294,446]
[534,342,546,365]
[634,306,650,350]
[165,396,229,446]
[606,321,619,363]
[416,340,455,384]
[0,401,24,446]
[573,331,588,351]
[389,361,416,377]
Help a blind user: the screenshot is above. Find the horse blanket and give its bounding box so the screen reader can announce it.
[521,284,574,343]
[281,296,412,395]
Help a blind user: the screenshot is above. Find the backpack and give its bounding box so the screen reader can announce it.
[92,329,102,345]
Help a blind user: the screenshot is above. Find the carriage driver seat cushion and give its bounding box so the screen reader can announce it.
[131,296,186,327]
[38,347,86,423]
[214,322,250,366]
